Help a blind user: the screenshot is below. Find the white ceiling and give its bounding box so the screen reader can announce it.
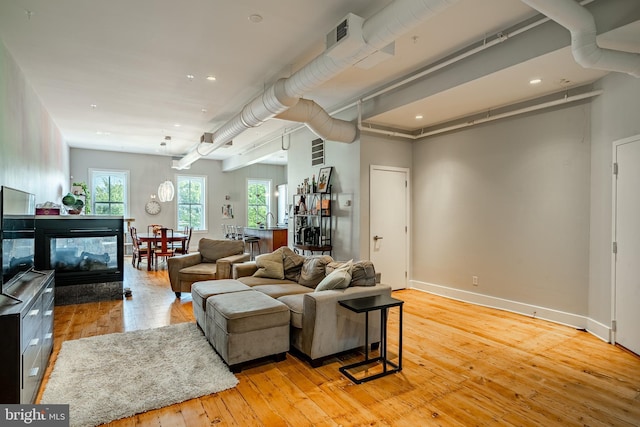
[0,0,638,167]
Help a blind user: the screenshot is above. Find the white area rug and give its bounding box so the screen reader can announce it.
[41,322,238,427]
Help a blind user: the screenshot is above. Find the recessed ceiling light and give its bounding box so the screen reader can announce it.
[529,78,542,85]
[186,74,195,80]
[206,75,216,81]
[248,14,263,23]
[415,114,424,120]
[174,123,181,127]
[90,104,97,109]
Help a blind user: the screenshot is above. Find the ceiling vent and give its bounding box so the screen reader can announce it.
[325,13,366,60]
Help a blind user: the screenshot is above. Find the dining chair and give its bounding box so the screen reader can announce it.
[130,226,153,269]
[173,226,192,254]
[154,227,175,270]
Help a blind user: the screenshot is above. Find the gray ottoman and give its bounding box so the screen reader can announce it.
[206,290,290,371]
[191,280,252,331]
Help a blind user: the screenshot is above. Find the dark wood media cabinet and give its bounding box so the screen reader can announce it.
[0,270,54,403]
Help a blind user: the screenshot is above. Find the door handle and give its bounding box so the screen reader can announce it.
[373,235,383,241]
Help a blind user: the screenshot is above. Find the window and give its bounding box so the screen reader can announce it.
[177,175,206,231]
[247,179,271,227]
[90,169,128,216]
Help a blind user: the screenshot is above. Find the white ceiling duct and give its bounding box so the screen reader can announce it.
[174,0,459,170]
[521,0,640,78]
[275,99,357,143]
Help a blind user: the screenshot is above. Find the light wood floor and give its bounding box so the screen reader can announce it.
[37,259,640,426]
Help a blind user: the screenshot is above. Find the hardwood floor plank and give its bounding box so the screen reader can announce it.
[34,259,640,426]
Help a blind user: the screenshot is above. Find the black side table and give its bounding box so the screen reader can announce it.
[338,294,403,384]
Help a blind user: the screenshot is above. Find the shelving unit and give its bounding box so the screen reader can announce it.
[292,187,332,255]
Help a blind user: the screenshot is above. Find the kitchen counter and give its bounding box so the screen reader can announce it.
[244,227,288,254]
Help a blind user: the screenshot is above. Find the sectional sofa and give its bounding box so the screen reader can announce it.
[227,247,392,366]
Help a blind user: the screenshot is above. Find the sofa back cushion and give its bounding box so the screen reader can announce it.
[299,255,334,288]
[253,251,285,279]
[275,246,306,282]
[327,260,377,286]
[198,238,244,263]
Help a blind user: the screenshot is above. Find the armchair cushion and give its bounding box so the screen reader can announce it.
[199,238,245,263]
[178,263,219,284]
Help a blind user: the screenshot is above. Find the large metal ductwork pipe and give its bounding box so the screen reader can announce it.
[521,0,640,78]
[175,0,459,169]
[276,99,358,143]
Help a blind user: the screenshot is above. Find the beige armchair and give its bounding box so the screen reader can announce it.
[167,238,249,297]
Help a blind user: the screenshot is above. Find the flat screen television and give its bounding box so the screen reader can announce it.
[1,186,36,302]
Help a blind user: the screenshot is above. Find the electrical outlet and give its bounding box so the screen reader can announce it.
[472,276,478,286]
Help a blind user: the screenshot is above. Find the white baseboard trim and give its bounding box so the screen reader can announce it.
[409,280,611,342]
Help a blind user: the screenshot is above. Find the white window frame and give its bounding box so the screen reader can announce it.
[89,168,130,216]
[247,178,272,228]
[176,174,207,231]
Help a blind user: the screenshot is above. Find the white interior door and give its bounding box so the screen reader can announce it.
[370,166,409,290]
[613,135,640,355]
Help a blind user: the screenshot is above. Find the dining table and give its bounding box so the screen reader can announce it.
[136,231,188,271]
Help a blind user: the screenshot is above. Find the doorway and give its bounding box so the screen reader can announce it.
[369,165,410,290]
[612,134,640,355]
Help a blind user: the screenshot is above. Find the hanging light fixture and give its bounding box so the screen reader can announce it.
[158,180,174,202]
[158,136,175,202]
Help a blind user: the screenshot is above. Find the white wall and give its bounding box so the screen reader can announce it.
[589,73,640,327]
[411,103,592,316]
[70,148,285,250]
[0,40,69,202]
[286,127,361,261]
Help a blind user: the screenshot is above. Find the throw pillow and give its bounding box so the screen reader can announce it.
[315,260,353,292]
[299,255,334,288]
[350,260,377,286]
[253,251,285,279]
[275,246,306,282]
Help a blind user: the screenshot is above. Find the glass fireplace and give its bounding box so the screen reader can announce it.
[35,216,124,288]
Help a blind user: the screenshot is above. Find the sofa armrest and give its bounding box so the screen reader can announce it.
[299,284,392,360]
[216,253,251,279]
[167,252,203,289]
[232,261,258,279]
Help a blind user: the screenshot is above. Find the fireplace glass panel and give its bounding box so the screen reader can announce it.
[50,235,118,272]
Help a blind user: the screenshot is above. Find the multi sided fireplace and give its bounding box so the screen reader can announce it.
[35,216,124,304]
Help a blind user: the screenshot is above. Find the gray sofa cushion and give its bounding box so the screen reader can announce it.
[252,283,313,299]
[278,294,304,328]
[299,255,333,288]
[237,276,298,287]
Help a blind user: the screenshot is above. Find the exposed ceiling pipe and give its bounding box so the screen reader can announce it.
[175,0,459,169]
[359,89,603,139]
[275,99,357,143]
[520,0,640,78]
